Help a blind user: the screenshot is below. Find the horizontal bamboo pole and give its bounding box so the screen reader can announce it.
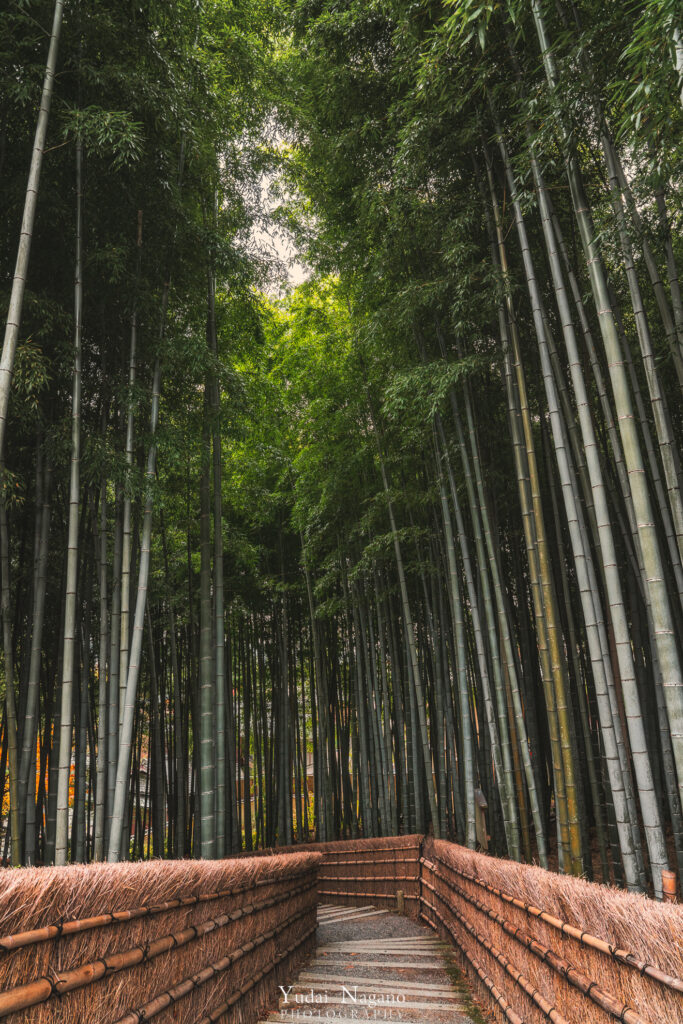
[427,854,683,995]
[420,894,524,1024]
[423,858,650,1024]
[194,925,317,1024]
[115,908,316,1024]
[324,844,421,857]
[321,857,419,867]
[421,873,570,1024]
[317,874,419,883]
[0,878,316,1018]
[196,920,316,1024]
[0,866,313,955]
[318,889,418,900]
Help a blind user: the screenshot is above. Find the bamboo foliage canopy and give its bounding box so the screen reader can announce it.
[0,0,682,911]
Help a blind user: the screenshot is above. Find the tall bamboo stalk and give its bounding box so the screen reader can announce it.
[0,0,64,463]
[55,135,84,866]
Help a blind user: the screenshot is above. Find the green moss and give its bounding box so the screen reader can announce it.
[441,958,492,1024]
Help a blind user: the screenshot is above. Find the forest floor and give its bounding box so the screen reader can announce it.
[260,904,492,1024]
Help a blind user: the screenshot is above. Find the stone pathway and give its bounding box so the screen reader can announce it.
[260,905,490,1024]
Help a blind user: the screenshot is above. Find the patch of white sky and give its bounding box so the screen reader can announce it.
[251,167,310,297]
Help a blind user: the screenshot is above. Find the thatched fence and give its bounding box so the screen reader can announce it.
[239,834,422,917]
[1,836,682,1024]
[420,838,683,1024]
[0,852,319,1024]
[239,834,683,1022]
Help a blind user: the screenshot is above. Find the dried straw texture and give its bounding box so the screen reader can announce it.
[237,835,422,917]
[421,838,683,1024]
[0,852,320,1024]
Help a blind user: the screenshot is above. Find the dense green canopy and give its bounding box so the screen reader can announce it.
[1,0,682,899]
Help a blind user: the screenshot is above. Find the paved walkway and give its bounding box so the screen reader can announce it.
[260,905,489,1024]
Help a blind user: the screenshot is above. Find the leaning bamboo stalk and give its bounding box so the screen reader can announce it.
[602,138,683,571]
[368,403,440,837]
[109,131,188,862]
[423,857,651,1024]
[498,124,668,888]
[428,854,683,995]
[442,387,525,859]
[0,880,315,1017]
[444,396,546,865]
[0,865,314,954]
[435,437,475,847]
[527,145,652,890]
[608,114,683,384]
[118,212,142,736]
[107,357,161,862]
[0,0,64,463]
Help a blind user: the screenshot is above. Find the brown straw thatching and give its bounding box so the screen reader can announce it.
[0,852,320,1024]
[4,834,681,1024]
[421,838,683,1024]
[240,833,422,916]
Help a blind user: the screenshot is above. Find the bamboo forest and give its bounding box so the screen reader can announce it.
[1,0,682,905]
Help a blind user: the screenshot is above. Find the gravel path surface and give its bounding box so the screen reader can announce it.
[259,906,492,1024]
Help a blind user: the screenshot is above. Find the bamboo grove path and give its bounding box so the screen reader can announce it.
[0,837,680,1023]
[259,904,489,1024]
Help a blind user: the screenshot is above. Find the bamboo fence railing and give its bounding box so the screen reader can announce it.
[260,834,683,1024]
[238,833,423,916]
[420,839,683,1024]
[0,835,681,1024]
[0,852,320,1024]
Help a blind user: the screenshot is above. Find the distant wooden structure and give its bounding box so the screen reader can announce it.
[474,788,488,852]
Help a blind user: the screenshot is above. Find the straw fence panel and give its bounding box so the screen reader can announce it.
[420,838,683,1024]
[236,835,422,916]
[11,831,679,1024]
[0,852,320,1024]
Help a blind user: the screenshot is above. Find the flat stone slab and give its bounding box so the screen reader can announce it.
[258,906,491,1024]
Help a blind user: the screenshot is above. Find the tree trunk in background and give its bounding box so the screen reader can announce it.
[94,477,108,860]
[207,262,227,856]
[55,136,84,866]
[21,450,52,864]
[198,389,216,858]
[107,356,162,862]
[369,403,441,838]
[436,442,475,847]
[531,0,680,898]
[0,493,19,864]
[119,213,142,740]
